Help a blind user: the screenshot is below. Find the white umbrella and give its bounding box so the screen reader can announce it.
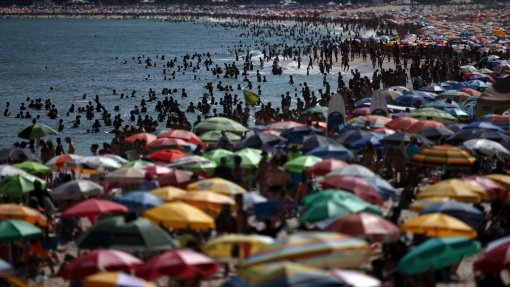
[51,179,104,200]
[78,156,122,171]
[463,139,510,159]
[45,154,84,169]
[105,167,146,184]
[326,164,376,178]
[0,165,29,178]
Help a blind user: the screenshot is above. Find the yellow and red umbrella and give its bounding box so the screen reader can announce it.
[411,145,476,166]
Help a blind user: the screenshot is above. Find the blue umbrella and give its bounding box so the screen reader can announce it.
[335,128,372,147]
[462,121,506,132]
[420,201,483,228]
[112,191,163,213]
[464,80,490,91]
[354,97,371,107]
[362,176,400,201]
[447,124,467,132]
[393,93,434,107]
[306,144,355,162]
[352,133,385,149]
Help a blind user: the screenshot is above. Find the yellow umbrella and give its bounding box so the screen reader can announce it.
[144,202,215,230]
[0,204,47,226]
[202,234,275,259]
[187,177,246,196]
[151,186,186,201]
[401,213,477,238]
[84,272,155,287]
[416,179,486,203]
[173,191,235,215]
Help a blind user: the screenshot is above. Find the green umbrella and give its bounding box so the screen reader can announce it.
[0,174,46,197]
[121,160,154,169]
[199,130,241,143]
[194,117,248,133]
[398,237,480,275]
[409,108,458,124]
[12,161,52,174]
[283,155,322,173]
[297,106,328,122]
[76,214,178,251]
[204,149,234,164]
[302,189,365,206]
[228,148,262,168]
[0,219,42,243]
[169,155,217,172]
[17,122,57,140]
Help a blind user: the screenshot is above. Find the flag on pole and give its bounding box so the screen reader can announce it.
[243,89,260,106]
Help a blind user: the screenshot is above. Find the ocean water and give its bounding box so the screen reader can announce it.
[0,18,351,154]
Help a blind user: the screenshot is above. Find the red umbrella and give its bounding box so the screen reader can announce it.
[463,176,507,202]
[322,176,384,206]
[145,165,173,178]
[144,138,193,152]
[147,149,187,163]
[305,159,348,176]
[384,117,419,131]
[58,249,143,279]
[135,249,219,280]
[61,199,128,219]
[157,129,205,148]
[124,133,157,145]
[474,241,510,274]
[407,120,447,133]
[158,169,194,188]
[324,213,400,243]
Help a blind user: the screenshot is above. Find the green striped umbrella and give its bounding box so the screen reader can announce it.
[409,108,458,124]
[18,122,57,140]
[227,148,262,168]
[0,174,46,197]
[12,161,52,174]
[199,131,241,143]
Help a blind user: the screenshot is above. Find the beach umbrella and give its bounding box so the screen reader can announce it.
[330,269,381,287]
[420,83,445,93]
[144,202,215,230]
[266,121,304,130]
[301,135,337,153]
[112,192,163,213]
[409,108,457,124]
[187,177,246,196]
[465,80,490,90]
[463,176,507,202]
[336,128,372,147]
[361,176,399,201]
[458,88,481,97]
[62,199,128,219]
[227,148,263,169]
[322,176,384,206]
[203,234,274,260]
[242,192,268,209]
[169,155,216,171]
[158,168,193,188]
[462,121,505,132]
[144,138,195,152]
[58,249,143,279]
[410,197,451,212]
[474,241,510,274]
[120,160,154,170]
[411,145,476,167]
[0,219,42,243]
[143,165,172,177]
[326,164,376,178]
[407,120,447,133]
[351,133,385,149]
[306,144,355,161]
[146,149,187,164]
[157,129,205,148]
[0,174,45,197]
[393,93,434,107]
[490,115,510,130]
[45,154,84,170]
[76,215,178,251]
[17,122,57,140]
[204,149,234,164]
[486,174,510,192]
[384,117,419,131]
[283,155,322,173]
[0,259,13,275]
[12,161,51,175]
[417,127,455,140]
[398,237,480,275]
[416,179,486,203]
[135,249,219,280]
[372,88,402,101]
[380,132,433,146]
[240,262,343,287]
[105,168,146,185]
[280,126,321,145]
[323,213,400,243]
[305,159,348,176]
[234,133,284,150]
[83,272,155,287]
[241,232,371,269]
[420,201,483,228]
[448,128,510,144]
[124,133,157,145]
[463,139,510,159]
[447,124,467,133]
[194,117,248,133]
[199,130,241,144]
[297,106,328,122]
[173,191,235,215]
[51,179,104,200]
[151,186,186,202]
[401,213,477,238]
[348,115,391,129]
[78,156,122,171]
[0,204,46,226]
[0,165,28,178]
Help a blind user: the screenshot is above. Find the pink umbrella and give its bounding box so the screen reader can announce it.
[158,169,194,188]
[61,199,128,219]
[158,129,205,148]
[144,165,173,178]
[463,176,507,202]
[144,138,194,152]
[407,120,447,133]
[384,117,419,131]
[124,133,157,145]
[322,176,384,206]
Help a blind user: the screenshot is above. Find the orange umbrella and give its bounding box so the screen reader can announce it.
[407,120,447,132]
[0,204,47,226]
[147,149,187,163]
[458,88,481,97]
[384,117,419,131]
[124,133,157,145]
[173,191,235,215]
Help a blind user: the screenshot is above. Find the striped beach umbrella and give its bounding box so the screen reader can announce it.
[411,145,476,166]
[241,232,371,269]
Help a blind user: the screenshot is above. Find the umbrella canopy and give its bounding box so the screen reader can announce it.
[411,145,476,166]
[462,138,510,159]
[0,219,42,243]
[283,155,322,173]
[486,174,510,193]
[401,213,477,238]
[62,199,128,219]
[157,129,205,148]
[203,234,275,260]
[204,149,234,164]
[76,215,178,251]
[407,120,447,133]
[410,108,458,124]
[474,241,510,274]
[12,161,51,174]
[173,191,235,215]
[187,178,246,196]
[305,159,348,176]
[158,168,194,189]
[78,156,122,171]
[323,213,400,243]
[83,272,155,287]
[124,133,157,145]
[242,192,268,209]
[241,232,371,269]
[144,138,194,153]
[0,204,47,226]
[106,168,146,185]
[306,144,355,161]
[416,179,486,203]
[384,117,420,131]
[449,128,510,144]
[399,237,480,275]
[228,148,263,169]
[199,130,241,144]
[135,249,219,280]
[194,117,248,133]
[326,164,376,178]
[462,121,505,132]
[463,175,507,202]
[234,133,284,150]
[0,174,45,197]
[0,165,28,178]
[417,127,455,140]
[146,149,187,164]
[380,132,433,146]
[144,202,215,230]
[361,176,399,201]
[151,186,186,202]
[121,160,154,170]
[144,165,172,177]
[322,176,384,206]
[59,249,143,279]
[301,135,337,153]
[17,122,57,139]
[336,128,372,147]
[112,192,163,213]
[420,201,483,228]
[348,115,391,129]
[51,179,104,200]
[266,121,304,130]
[420,83,445,93]
[169,155,217,172]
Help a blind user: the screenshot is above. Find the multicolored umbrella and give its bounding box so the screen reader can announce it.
[62,199,128,219]
[348,115,392,129]
[203,234,275,260]
[83,272,155,287]
[187,178,246,196]
[420,201,483,228]
[283,155,322,173]
[17,122,57,140]
[157,129,205,148]
[144,202,215,230]
[0,219,42,243]
[411,145,476,166]
[194,117,248,133]
[323,213,400,243]
[401,213,477,238]
[0,204,47,226]
[321,176,384,206]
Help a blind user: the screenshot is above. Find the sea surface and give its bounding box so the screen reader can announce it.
[0,18,360,154]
